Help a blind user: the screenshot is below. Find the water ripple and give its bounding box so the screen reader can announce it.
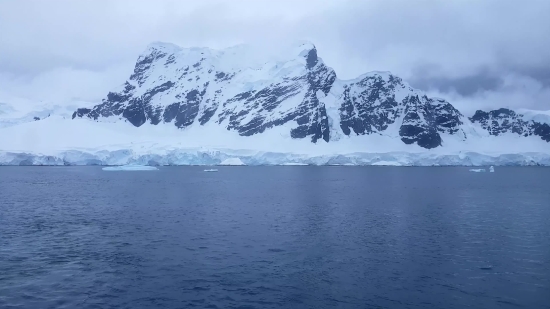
[0,166,549,309]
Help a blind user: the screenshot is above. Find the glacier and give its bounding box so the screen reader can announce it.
[1,147,549,166]
[219,158,246,166]
[0,40,549,166]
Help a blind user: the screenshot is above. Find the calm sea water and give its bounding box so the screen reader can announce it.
[1,166,549,309]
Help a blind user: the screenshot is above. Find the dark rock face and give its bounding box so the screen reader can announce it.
[533,123,550,142]
[338,73,464,148]
[162,88,205,128]
[217,81,304,136]
[73,41,549,149]
[72,108,91,119]
[215,56,336,143]
[305,48,318,69]
[431,98,464,134]
[399,96,442,149]
[470,109,529,136]
[289,62,336,142]
[73,81,138,121]
[339,74,403,135]
[470,108,550,142]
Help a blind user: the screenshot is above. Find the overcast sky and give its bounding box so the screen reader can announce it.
[1,0,549,112]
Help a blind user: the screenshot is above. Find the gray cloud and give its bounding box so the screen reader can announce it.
[408,66,504,96]
[1,0,549,111]
[513,67,550,88]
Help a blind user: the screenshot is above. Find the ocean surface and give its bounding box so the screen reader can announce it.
[1,166,549,309]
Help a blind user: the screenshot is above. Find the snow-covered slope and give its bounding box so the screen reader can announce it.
[71,41,471,149]
[1,41,549,166]
[0,99,94,129]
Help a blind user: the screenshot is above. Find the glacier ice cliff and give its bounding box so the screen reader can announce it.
[1,149,549,166]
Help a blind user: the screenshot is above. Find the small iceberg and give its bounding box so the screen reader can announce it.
[489,166,495,173]
[218,158,245,166]
[204,169,218,172]
[469,168,486,173]
[102,165,159,171]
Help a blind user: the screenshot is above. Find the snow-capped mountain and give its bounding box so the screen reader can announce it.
[469,108,550,142]
[72,42,471,149]
[1,41,549,166]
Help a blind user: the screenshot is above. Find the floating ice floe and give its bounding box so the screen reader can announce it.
[489,166,495,172]
[469,168,486,173]
[204,169,218,172]
[102,165,159,171]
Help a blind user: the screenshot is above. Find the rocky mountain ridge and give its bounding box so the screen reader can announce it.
[71,41,549,149]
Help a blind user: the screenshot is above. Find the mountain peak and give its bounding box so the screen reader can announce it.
[294,40,316,52]
[144,41,182,54]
